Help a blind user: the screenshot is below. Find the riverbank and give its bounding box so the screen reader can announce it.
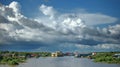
[91,52,120,64]
[0,51,51,65]
[0,51,120,65]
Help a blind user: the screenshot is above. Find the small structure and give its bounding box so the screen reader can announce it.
[65,52,74,56]
[87,56,92,59]
[12,53,17,57]
[74,52,80,58]
[113,54,120,58]
[51,51,63,57]
[74,53,92,58]
[74,54,81,58]
[51,53,56,57]
[92,52,96,56]
[18,54,26,58]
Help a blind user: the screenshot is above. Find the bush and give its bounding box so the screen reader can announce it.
[93,52,120,64]
[8,60,19,65]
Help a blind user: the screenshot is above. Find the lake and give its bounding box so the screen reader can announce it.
[0,56,120,67]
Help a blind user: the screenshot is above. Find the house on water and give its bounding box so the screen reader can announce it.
[51,51,63,57]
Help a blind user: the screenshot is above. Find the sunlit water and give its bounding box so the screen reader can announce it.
[0,56,120,67]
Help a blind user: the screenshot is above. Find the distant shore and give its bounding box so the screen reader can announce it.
[0,51,120,65]
[91,52,120,64]
[0,51,51,65]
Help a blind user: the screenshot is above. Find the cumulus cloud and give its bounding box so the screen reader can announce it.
[39,4,56,19]
[9,1,20,13]
[0,1,119,51]
[82,24,120,44]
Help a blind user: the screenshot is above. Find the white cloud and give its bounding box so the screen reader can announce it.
[39,4,56,19]
[94,44,120,49]
[108,24,120,35]
[38,4,86,32]
[0,2,119,43]
[8,1,20,13]
[0,1,120,51]
[78,13,118,25]
[0,23,14,31]
[61,17,86,29]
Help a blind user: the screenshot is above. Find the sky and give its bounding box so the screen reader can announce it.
[0,0,120,52]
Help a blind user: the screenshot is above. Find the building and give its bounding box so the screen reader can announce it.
[92,52,96,56]
[51,51,63,57]
[51,53,56,57]
[74,52,92,58]
[74,54,81,58]
[113,53,120,58]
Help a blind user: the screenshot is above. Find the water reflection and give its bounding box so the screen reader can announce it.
[0,56,120,67]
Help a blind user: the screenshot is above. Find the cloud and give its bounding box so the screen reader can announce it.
[59,13,117,26]
[78,13,118,25]
[39,4,56,19]
[8,1,20,13]
[75,43,120,51]
[82,24,120,44]
[94,43,120,49]
[0,1,119,51]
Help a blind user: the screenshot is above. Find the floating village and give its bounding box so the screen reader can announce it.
[0,51,120,65]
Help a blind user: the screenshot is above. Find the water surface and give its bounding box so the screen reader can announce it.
[0,56,120,67]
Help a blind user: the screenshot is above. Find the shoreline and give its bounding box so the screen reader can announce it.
[0,51,120,65]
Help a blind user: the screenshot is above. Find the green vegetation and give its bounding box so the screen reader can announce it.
[0,56,26,65]
[0,51,27,65]
[1,51,120,65]
[92,52,120,64]
[0,51,51,65]
[1,57,25,65]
